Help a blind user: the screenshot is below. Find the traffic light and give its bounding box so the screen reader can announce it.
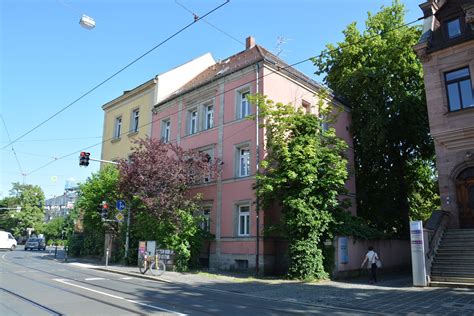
[101,202,109,219]
[79,152,90,166]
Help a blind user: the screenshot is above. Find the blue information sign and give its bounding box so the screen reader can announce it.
[116,200,126,211]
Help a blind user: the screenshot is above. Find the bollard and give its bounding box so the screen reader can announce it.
[54,245,58,258]
[106,247,109,268]
[64,246,68,262]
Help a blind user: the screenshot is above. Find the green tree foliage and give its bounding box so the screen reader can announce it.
[74,165,120,256]
[0,183,45,237]
[43,216,67,241]
[313,1,437,235]
[254,94,349,280]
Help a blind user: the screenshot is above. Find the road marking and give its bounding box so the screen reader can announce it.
[84,277,105,281]
[53,279,187,315]
[121,277,133,280]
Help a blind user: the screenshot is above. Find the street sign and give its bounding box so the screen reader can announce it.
[116,200,126,211]
[115,213,124,222]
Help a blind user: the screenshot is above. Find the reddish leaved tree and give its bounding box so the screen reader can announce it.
[118,138,219,223]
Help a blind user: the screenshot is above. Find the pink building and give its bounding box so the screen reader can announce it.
[151,37,356,274]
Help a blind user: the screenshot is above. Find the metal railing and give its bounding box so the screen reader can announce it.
[423,210,450,280]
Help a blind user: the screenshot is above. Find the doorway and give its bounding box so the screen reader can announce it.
[456,167,474,228]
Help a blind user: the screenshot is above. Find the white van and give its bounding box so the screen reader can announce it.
[0,231,17,251]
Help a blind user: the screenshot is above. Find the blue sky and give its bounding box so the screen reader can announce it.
[1,0,422,199]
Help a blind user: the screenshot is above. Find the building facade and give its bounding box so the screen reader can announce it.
[415,0,474,228]
[101,53,215,162]
[151,37,356,273]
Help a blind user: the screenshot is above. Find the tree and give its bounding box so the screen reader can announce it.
[74,164,120,256]
[43,217,66,241]
[313,1,436,235]
[254,94,349,280]
[1,183,45,237]
[118,138,218,270]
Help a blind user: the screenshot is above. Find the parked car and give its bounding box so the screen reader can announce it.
[0,231,17,251]
[25,238,46,251]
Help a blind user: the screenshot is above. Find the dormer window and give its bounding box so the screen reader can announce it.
[447,18,461,39]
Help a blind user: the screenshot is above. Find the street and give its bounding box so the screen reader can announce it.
[0,248,367,315]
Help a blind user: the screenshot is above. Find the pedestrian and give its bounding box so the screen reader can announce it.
[361,246,379,284]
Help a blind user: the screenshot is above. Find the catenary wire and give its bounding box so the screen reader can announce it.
[23,15,424,177]
[174,0,244,46]
[1,115,25,176]
[1,0,230,151]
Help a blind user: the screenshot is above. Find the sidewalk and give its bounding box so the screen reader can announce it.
[51,253,474,315]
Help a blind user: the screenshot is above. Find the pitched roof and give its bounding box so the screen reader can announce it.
[155,44,331,108]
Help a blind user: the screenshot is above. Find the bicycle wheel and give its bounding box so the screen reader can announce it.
[149,260,165,276]
[138,256,148,275]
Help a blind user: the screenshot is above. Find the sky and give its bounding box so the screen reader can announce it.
[0,0,423,200]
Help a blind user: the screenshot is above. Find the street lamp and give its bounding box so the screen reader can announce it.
[79,14,95,30]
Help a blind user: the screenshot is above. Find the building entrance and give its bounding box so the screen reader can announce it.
[456,167,474,228]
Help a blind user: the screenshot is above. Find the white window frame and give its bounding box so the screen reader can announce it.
[189,108,198,135]
[114,116,122,139]
[162,119,171,143]
[131,108,139,133]
[201,208,211,232]
[238,90,251,119]
[205,104,214,130]
[238,147,250,177]
[200,147,214,182]
[238,205,250,236]
[319,114,329,132]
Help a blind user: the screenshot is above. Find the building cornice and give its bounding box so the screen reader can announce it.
[432,125,474,150]
[102,78,156,111]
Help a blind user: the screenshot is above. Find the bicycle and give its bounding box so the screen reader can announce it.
[138,251,166,276]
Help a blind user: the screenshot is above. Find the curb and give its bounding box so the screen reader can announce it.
[92,267,174,284]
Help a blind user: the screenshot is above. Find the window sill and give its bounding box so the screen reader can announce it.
[183,126,217,139]
[445,106,474,116]
[111,138,121,143]
[128,131,139,138]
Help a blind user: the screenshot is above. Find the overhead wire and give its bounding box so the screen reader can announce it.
[174,0,244,46]
[1,0,230,150]
[22,15,424,177]
[1,115,25,177]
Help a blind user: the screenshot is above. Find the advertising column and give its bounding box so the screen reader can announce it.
[410,220,427,286]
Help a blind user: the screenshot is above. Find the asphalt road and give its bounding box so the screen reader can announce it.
[0,248,371,315]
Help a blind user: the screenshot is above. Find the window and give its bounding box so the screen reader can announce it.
[447,18,461,39]
[162,119,171,143]
[238,147,250,177]
[235,259,249,270]
[238,91,250,119]
[200,148,214,182]
[131,109,139,133]
[319,114,329,132]
[189,109,198,135]
[114,117,122,139]
[302,100,311,114]
[445,67,474,111]
[200,208,211,232]
[205,104,214,129]
[238,205,250,236]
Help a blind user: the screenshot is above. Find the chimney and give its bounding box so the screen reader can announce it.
[246,36,255,50]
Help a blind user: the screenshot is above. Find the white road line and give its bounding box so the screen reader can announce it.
[54,279,187,315]
[121,277,133,280]
[84,277,106,281]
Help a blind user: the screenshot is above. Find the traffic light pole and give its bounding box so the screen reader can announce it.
[89,158,118,165]
[124,206,131,260]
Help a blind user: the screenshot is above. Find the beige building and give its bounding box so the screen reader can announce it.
[101,53,215,162]
[415,0,474,229]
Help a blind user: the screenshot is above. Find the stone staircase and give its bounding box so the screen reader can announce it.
[430,229,474,287]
